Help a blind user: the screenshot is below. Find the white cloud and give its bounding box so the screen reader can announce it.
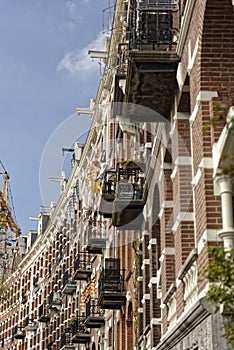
[57,32,107,76]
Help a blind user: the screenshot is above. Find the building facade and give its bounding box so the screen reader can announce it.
[0,0,234,349]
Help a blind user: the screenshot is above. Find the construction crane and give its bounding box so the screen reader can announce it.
[0,161,21,282]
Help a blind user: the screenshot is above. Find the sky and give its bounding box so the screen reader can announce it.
[0,0,111,233]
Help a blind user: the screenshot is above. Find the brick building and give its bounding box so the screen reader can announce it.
[0,0,234,349]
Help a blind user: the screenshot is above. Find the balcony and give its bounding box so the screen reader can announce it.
[13,327,26,340]
[38,304,50,322]
[112,161,147,229]
[70,317,90,344]
[84,298,105,328]
[98,258,126,309]
[48,290,62,311]
[87,225,106,254]
[123,1,180,121]
[24,320,38,332]
[73,253,92,281]
[60,333,76,350]
[62,271,77,295]
[99,170,116,218]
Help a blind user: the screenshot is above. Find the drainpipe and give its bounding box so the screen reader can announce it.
[217,176,234,250]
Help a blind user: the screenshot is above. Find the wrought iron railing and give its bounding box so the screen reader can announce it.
[130,0,179,48]
[60,333,72,348]
[62,270,69,287]
[62,270,76,288]
[116,161,146,201]
[101,170,117,199]
[60,333,67,348]
[49,290,61,306]
[86,298,105,318]
[98,269,124,295]
[70,317,88,336]
[74,253,91,272]
[87,225,106,241]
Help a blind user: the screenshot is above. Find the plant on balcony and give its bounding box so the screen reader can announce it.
[119,159,145,170]
[204,246,234,347]
[67,317,78,328]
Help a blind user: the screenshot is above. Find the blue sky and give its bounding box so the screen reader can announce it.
[0,0,110,233]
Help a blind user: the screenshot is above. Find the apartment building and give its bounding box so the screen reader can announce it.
[0,0,234,349]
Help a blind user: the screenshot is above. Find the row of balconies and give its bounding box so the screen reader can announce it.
[62,257,126,309]
[8,257,125,348]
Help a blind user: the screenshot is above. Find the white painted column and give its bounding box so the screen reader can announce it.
[218,176,234,250]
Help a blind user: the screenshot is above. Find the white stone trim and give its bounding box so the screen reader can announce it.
[162,162,173,170]
[177,156,191,165]
[148,238,157,251]
[158,200,174,219]
[175,278,182,288]
[150,277,157,284]
[183,262,198,312]
[157,267,162,285]
[141,294,150,305]
[137,276,143,282]
[143,259,150,265]
[199,157,213,169]
[189,101,199,125]
[187,38,199,74]
[167,293,177,330]
[151,318,161,326]
[197,91,219,102]
[192,167,202,187]
[143,230,150,236]
[174,111,190,120]
[141,259,150,270]
[190,91,218,124]
[177,63,184,90]
[172,212,194,233]
[192,157,213,187]
[149,238,157,245]
[138,307,143,313]
[161,247,175,256]
[171,157,191,181]
[197,229,222,254]
[177,0,196,56]
[216,176,234,249]
[159,254,165,262]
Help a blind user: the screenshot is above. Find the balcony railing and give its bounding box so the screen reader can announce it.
[60,333,76,350]
[70,317,90,344]
[98,258,126,309]
[24,320,38,332]
[87,225,106,254]
[112,161,147,229]
[99,170,117,218]
[38,304,50,323]
[73,253,92,281]
[13,326,26,340]
[118,1,180,121]
[62,271,77,295]
[84,298,105,328]
[48,290,62,311]
[129,0,179,50]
